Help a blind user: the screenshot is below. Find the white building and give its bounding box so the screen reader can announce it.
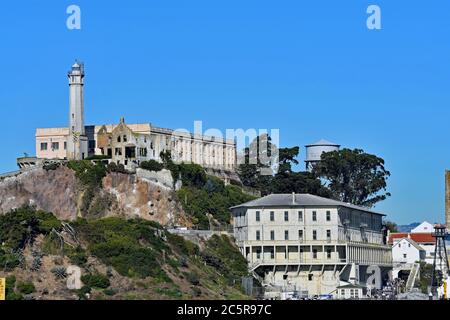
[411,221,434,234]
[32,61,237,171]
[392,238,426,264]
[230,193,392,298]
[389,230,436,266]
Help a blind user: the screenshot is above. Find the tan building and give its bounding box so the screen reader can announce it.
[34,62,236,171]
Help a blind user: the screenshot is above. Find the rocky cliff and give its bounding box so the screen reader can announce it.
[0,166,190,227]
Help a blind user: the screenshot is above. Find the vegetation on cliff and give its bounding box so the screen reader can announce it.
[0,206,249,300]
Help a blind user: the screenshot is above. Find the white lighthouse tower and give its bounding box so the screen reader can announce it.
[67,61,88,160]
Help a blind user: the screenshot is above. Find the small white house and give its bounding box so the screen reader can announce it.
[411,221,434,233]
[334,284,366,300]
[392,238,426,264]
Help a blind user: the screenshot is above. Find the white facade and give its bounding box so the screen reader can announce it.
[392,238,426,264]
[411,221,434,233]
[34,62,236,171]
[231,193,392,297]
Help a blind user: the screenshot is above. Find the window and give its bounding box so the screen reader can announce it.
[327,249,332,259]
[270,249,275,259]
[298,230,303,241]
[326,211,331,221]
[408,243,411,248]
[270,231,275,241]
[313,249,318,259]
[313,230,317,240]
[308,274,313,281]
[312,211,317,221]
[284,230,289,240]
[284,211,289,222]
[256,211,260,222]
[117,136,121,143]
[341,289,345,296]
[40,143,48,151]
[123,135,127,142]
[298,211,303,222]
[270,211,275,222]
[115,148,122,156]
[51,142,59,150]
[403,254,407,259]
[326,230,331,239]
[256,249,261,259]
[64,142,67,150]
[256,231,261,241]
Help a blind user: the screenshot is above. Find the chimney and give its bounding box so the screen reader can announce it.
[446,170,450,230]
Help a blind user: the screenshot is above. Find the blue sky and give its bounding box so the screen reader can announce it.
[1,1,449,224]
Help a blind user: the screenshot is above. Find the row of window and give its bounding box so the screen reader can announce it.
[254,248,334,260]
[255,229,332,241]
[40,142,67,151]
[255,210,332,222]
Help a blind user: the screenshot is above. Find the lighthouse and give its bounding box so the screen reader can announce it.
[67,61,88,160]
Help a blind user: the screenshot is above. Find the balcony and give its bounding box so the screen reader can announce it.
[248,257,348,267]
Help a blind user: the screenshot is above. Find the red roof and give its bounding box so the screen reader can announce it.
[389,232,435,244]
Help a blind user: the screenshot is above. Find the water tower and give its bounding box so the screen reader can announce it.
[305,139,340,172]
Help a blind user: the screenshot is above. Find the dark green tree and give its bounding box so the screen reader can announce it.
[384,220,399,233]
[277,147,300,174]
[312,148,391,207]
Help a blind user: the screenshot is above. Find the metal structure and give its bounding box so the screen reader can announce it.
[430,224,450,295]
[305,139,340,171]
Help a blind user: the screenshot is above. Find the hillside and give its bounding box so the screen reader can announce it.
[0,160,256,300]
[0,206,250,300]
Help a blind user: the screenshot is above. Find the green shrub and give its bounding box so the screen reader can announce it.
[167,233,199,256]
[140,160,164,172]
[67,246,88,267]
[0,206,61,251]
[67,160,107,188]
[77,286,92,300]
[84,155,111,160]
[73,218,171,280]
[5,276,23,300]
[0,249,21,271]
[43,163,60,171]
[177,183,254,228]
[81,273,110,289]
[177,163,207,187]
[201,235,249,285]
[185,272,200,286]
[17,281,36,294]
[155,287,182,299]
[107,162,127,174]
[103,288,117,296]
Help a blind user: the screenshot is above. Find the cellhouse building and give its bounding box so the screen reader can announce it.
[230,193,392,297]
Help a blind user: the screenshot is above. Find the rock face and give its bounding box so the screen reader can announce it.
[103,170,190,227]
[0,166,190,227]
[0,166,78,220]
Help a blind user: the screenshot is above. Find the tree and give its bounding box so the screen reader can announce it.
[384,220,399,233]
[159,150,173,168]
[312,148,390,207]
[277,147,300,174]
